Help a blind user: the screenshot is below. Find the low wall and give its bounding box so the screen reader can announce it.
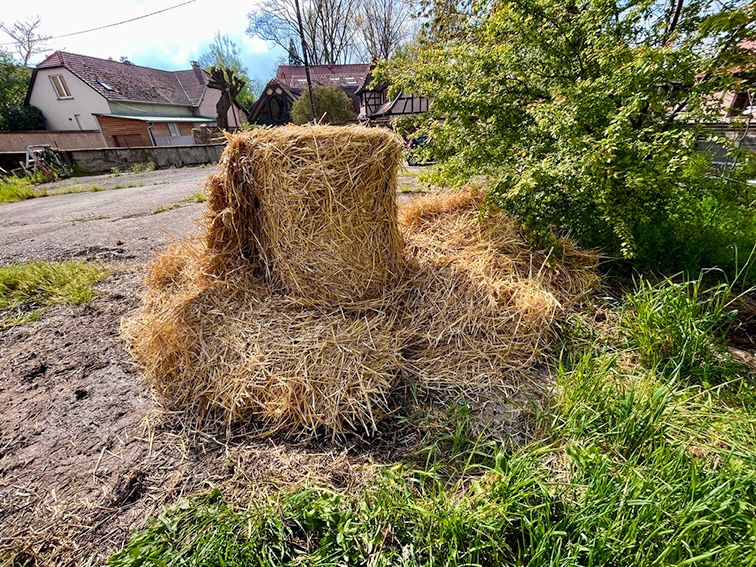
[0,130,104,152]
[62,144,225,174]
[1,143,225,175]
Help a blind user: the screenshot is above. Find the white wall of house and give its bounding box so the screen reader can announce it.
[199,88,244,126]
[28,67,110,131]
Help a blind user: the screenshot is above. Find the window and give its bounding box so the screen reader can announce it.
[728,92,750,116]
[50,74,72,99]
[97,79,113,91]
[168,123,180,137]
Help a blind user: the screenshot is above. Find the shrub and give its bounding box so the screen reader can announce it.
[0,105,45,131]
[379,0,756,276]
[290,86,356,125]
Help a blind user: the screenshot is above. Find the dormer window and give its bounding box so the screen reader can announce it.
[98,80,114,91]
[50,75,72,99]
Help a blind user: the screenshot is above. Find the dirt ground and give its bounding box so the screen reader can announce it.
[0,165,440,566]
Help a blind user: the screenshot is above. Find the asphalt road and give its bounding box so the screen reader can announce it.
[0,167,212,264]
[0,164,427,265]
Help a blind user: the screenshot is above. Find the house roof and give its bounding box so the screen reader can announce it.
[33,51,210,107]
[275,64,370,89]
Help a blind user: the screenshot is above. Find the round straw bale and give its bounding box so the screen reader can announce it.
[204,125,404,303]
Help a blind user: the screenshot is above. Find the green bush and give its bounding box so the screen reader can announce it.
[0,105,45,131]
[379,0,756,276]
[290,86,356,125]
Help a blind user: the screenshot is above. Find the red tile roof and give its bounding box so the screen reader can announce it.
[36,51,209,106]
[275,64,370,89]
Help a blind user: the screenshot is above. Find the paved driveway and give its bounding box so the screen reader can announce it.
[0,167,212,264]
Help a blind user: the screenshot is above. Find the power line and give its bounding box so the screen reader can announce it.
[0,0,199,46]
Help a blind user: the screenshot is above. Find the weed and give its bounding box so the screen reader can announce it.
[622,268,754,380]
[0,178,46,203]
[152,192,206,214]
[73,215,109,222]
[0,261,108,329]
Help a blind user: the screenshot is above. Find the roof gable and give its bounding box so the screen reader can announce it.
[35,51,209,107]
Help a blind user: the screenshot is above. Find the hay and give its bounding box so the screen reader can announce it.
[123,126,598,436]
[204,125,404,303]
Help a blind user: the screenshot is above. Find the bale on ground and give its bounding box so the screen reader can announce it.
[204,125,404,303]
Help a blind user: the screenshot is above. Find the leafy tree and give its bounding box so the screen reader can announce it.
[199,32,261,108]
[379,0,756,274]
[0,49,43,131]
[291,86,356,124]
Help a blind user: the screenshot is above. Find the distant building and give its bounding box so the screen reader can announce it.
[25,51,244,147]
[248,63,429,125]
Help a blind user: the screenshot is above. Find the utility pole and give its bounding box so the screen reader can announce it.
[293,0,317,124]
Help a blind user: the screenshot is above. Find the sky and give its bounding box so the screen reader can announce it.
[0,0,285,83]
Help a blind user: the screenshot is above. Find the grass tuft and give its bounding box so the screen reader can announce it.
[0,261,108,329]
[152,192,206,214]
[0,178,46,203]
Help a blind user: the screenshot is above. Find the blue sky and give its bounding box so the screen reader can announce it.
[0,0,284,83]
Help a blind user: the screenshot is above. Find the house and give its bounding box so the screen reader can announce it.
[355,67,430,122]
[25,51,244,147]
[248,64,371,125]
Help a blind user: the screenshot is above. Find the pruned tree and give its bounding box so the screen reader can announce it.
[0,17,51,66]
[247,0,362,65]
[200,32,262,108]
[359,0,414,60]
[207,67,245,130]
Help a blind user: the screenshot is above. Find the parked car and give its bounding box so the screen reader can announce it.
[405,135,435,166]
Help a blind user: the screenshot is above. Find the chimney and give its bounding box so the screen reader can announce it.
[190,60,205,83]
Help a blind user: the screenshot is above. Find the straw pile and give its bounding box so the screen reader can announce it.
[123,126,598,435]
[204,125,403,302]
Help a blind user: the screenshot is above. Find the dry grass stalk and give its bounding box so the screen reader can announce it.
[123,128,598,436]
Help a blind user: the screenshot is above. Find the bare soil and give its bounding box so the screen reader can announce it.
[0,166,441,566]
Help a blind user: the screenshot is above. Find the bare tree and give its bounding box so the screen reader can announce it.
[247,0,362,65]
[359,0,413,60]
[0,17,51,66]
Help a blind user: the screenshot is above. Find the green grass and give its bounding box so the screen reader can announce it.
[0,261,108,329]
[108,272,756,567]
[152,192,206,214]
[0,178,46,203]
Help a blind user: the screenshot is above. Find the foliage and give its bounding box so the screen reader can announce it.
[198,32,261,108]
[1,104,44,131]
[109,272,756,567]
[290,86,356,125]
[0,261,108,329]
[378,0,756,275]
[0,50,43,131]
[0,177,40,203]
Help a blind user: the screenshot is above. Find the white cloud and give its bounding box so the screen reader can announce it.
[1,0,282,80]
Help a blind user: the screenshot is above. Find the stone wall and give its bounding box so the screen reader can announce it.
[61,143,225,173]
